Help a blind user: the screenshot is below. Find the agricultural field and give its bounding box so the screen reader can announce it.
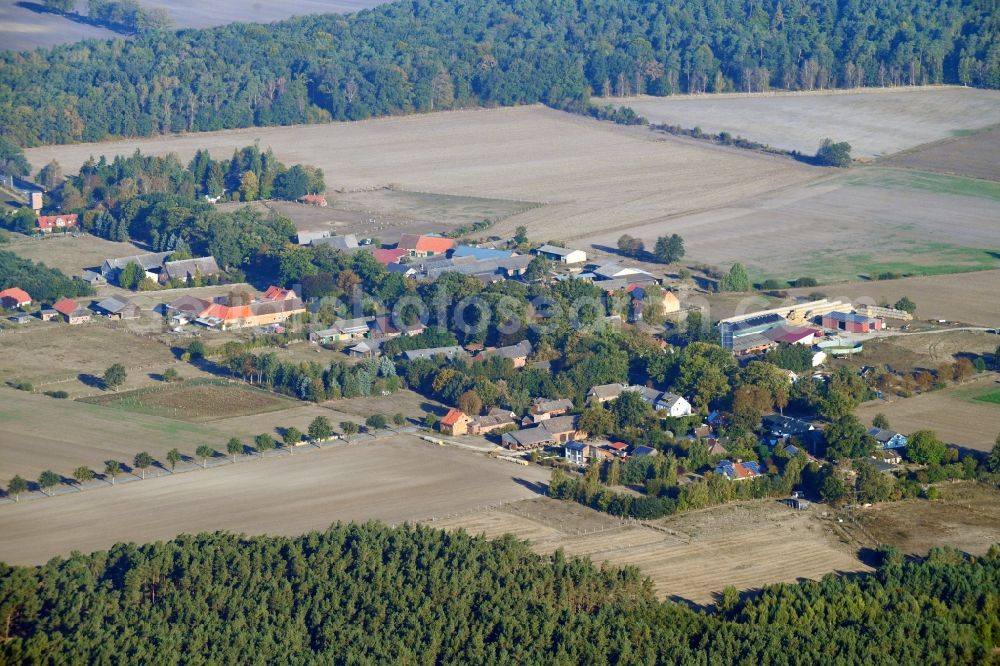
[0,435,552,566]
[24,105,820,245]
[613,86,1000,159]
[583,166,1000,283]
[857,482,1000,556]
[838,330,1000,375]
[2,232,145,278]
[881,125,1000,182]
[81,381,297,422]
[0,322,217,397]
[855,373,1000,452]
[0,0,385,52]
[786,270,1000,327]
[435,498,867,605]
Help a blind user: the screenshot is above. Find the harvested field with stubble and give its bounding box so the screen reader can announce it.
[0,436,552,566]
[855,373,1000,452]
[434,498,867,604]
[3,232,145,277]
[81,381,297,422]
[25,106,820,244]
[613,86,1000,159]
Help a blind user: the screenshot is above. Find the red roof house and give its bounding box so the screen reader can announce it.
[0,287,32,308]
[261,286,298,301]
[36,214,78,232]
[439,408,472,436]
[372,248,409,265]
[52,297,90,324]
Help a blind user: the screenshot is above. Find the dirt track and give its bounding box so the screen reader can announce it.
[0,435,550,566]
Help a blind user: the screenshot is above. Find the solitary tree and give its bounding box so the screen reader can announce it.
[38,470,61,496]
[893,297,916,315]
[8,475,28,502]
[104,461,121,485]
[166,448,182,472]
[906,430,947,465]
[653,234,685,264]
[392,413,406,426]
[872,413,890,430]
[103,363,127,391]
[814,138,852,167]
[986,434,1000,474]
[133,451,153,479]
[162,367,180,382]
[226,437,243,463]
[72,466,94,487]
[282,427,302,452]
[514,226,528,245]
[617,234,644,258]
[36,159,63,190]
[718,263,751,292]
[196,445,215,469]
[457,390,482,416]
[340,421,359,440]
[254,433,275,459]
[366,414,387,431]
[308,416,333,443]
[118,262,144,290]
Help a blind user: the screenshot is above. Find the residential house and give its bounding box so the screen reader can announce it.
[587,383,626,404]
[161,257,222,284]
[100,251,171,285]
[705,439,728,457]
[36,214,78,233]
[372,248,409,265]
[606,441,629,457]
[52,297,90,324]
[261,286,298,301]
[401,346,469,362]
[93,296,140,320]
[534,244,587,264]
[469,408,518,435]
[631,445,659,457]
[714,459,763,480]
[0,287,32,309]
[868,428,907,450]
[174,287,305,330]
[440,409,473,436]
[822,311,884,334]
[296,229,331,245]
[311,317,371,343]
[39,308,58,321]
[369,316,425,339]
[564,441,588,465]
[311,234,360,252]
[874,448,903,465]
[763,415,816,441]
[346,341,377,358]
[397,234,455,258]
[526,397,574,423]
[479,339,532,368]
[654,392,693,417]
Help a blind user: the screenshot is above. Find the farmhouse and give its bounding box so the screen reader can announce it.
[469,408,518,435]
[346,341,377,358]
[372,248,409,265]
[77,270,107,286]
[587,383,626,404]
[401,346,469,361]
[501,415,584,450]
[534,244,587,264]
[52,297,91,324]
[478,339,532,368]
[311,234,360,252]
[564,441,589,465]
[440,409,473,436]
[100,252,171,284]
[453,245,515,261]
[631,445,658,457]
[714,459,763,480]
[822,311,885,334]
[93,295,140,320]
[368,316,425,339]
[161,257,222,284]
[397,234,455,258]
[168,287,304,330]
[868,428,907,449]
[527,397,574,423]
[0,287,32,309]
[36,214,78,233]
[296,229,330,245]
[622,385,693,417]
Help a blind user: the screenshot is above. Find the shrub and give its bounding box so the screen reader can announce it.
[44,390,69,399]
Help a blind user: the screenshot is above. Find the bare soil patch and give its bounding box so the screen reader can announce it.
[855,374,1000,452]
[0,436,551,566]
[882,125,1000,182]
[81,381,296,422]
[613,86,1000,159]
[857,482,1000,556]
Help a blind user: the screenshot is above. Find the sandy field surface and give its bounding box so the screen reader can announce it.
[435,498,867,604]
[25,105,819,244]
[787,270,1000,327]
[0,0,385,52]
[882,125,1000,182]
[855,374,1000,452]
[614,87,1000,159]
[0,436,551,565]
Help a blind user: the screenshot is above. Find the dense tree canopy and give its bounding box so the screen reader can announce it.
[0,525,997,663]
[1,0,997,147]
[0,250,93,302]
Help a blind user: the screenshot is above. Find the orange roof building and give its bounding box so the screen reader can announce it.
[397,234,455,257]
[0,287,32,308]
[439,408,472,436]
[36,214,78,232]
